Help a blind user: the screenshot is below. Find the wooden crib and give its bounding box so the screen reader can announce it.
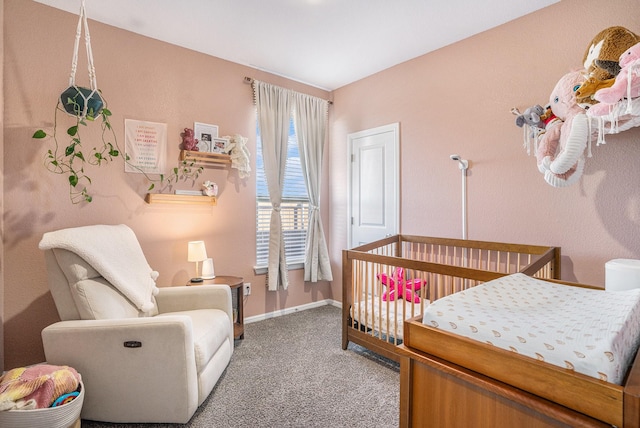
[341,235,560,362]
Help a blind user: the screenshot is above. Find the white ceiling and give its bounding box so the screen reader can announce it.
[34,0,559,91]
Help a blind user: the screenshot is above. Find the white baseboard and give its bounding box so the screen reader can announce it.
[244,299,342,324]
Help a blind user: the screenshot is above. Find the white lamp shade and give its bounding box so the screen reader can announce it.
[188,241,208,262]
[201,258,215,279]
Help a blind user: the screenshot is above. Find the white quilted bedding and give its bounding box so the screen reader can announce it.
[422,273,640,384]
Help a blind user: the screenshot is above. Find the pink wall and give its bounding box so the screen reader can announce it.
[330,0,640,296]
[2,0,332,369]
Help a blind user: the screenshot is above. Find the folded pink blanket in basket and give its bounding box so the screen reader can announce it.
[0,364,80,411]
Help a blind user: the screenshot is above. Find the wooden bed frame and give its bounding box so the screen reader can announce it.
[342,235,560,363]
[399,302,640,427]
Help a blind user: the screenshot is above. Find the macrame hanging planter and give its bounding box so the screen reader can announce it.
[60,0,104,119]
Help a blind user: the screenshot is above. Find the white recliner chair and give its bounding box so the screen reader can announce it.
[39,224,233,424]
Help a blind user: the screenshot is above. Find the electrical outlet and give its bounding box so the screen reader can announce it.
[243,282,251,296]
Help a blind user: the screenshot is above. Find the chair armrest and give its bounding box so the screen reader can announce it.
[155,284,233,320]
[41,317,199,422]
[42,317,196,364]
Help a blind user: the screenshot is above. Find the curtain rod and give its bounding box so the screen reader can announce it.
[243,76,333,105]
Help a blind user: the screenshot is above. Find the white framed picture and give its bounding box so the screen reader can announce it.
[212,137,229,153]
[194,122,218,152]
[124,119,167,174]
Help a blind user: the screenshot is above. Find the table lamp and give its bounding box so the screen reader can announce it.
[188,240,208,283]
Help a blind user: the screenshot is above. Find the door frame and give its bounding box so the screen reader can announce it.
[347,123,400,249]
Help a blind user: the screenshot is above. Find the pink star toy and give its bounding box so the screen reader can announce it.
[376,267,425,304]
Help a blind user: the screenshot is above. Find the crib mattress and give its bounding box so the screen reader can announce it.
[421,273,640,384]
[352,298,425,340]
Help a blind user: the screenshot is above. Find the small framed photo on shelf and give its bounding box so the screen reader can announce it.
[194,122,218,152]
[212,137,229,153]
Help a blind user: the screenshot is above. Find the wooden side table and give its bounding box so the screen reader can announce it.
[188,275,244,339]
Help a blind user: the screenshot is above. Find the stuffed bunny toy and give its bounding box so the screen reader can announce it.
[589,42,640,116]
[536,70,589,187]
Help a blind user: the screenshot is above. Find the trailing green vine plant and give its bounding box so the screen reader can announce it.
[33,94,204,204]
[153,128,204,193]
[154,159,204,194]
[33,92,121,203]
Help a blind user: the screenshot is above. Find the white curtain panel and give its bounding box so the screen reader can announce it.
[293,93,333,282]
[253,80,292,290]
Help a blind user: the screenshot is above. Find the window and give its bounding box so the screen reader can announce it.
[256,118,309,268]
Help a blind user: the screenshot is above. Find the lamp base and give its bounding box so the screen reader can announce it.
[190,278,204,283]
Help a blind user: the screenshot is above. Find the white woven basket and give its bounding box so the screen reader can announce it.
[0,381,84,428]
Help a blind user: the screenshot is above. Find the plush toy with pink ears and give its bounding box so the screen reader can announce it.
[590,41,640,115]
[376,267,425,303]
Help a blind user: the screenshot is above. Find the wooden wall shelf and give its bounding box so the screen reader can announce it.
[180,150,231,165]
[145,193,217,206]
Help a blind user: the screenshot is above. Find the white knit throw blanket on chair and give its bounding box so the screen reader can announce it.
[39,224,159,312]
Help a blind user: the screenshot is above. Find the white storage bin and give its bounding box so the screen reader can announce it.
[0,381,84,428]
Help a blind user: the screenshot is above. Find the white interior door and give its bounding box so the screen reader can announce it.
[348,123,399,248]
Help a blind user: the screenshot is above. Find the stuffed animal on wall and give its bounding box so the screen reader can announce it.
[376,267,425,304]
[536,112,562,174]
[590,42,640,114]
[577,26,640,106]
[536,70,589,187]
[575,76,615,108]
[515,104,545,130]
[180,128,199,151]
[512,104,556,154]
